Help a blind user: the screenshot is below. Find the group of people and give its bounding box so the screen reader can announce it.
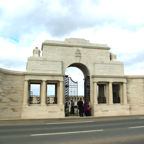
[77,98,91,117]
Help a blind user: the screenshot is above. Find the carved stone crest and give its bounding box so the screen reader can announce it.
[75,49,81,62]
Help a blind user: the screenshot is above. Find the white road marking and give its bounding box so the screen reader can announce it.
[47,121,94,124]
[129,126,144,129]
[31,129,103,136]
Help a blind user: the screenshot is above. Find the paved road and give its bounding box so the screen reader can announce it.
[0,116,144,144]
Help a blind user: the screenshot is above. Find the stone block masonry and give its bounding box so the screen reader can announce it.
[0,68,24,119]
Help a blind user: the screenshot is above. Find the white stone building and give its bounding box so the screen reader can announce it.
[0,38,144,119]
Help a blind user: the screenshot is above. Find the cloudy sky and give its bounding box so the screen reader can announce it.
[0,0,144,95]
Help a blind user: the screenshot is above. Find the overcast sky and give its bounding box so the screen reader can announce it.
[0,0,144,95]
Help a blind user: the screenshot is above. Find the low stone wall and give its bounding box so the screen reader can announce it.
[0,68,24,119]
[93,104,130,117]
[127,76,144,115]
[21,105,64,119]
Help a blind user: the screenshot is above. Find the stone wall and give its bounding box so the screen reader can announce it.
[27,57,62,73]
[127,76,144,115]
[42,46,110,63]
[0,68,24,119]
[94,62,124,75]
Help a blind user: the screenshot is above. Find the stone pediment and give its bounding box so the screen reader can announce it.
[65,38,90,44]
[42,37,110,50]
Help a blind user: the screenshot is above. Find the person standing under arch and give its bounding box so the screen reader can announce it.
[77,98,84,117]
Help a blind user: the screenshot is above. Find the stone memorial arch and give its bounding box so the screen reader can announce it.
[0,38,144,119]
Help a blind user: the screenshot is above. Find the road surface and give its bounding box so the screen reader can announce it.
[0,116,144,144]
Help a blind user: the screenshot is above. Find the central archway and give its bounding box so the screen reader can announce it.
[68,63,90,78]
[65,63,90,116]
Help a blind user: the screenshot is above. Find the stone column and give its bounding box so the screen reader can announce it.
[41,80,47,106]
[106,83,109,104]
[93,82,98,104]
[120,83,123,103]
[23,80,28,106]
[109,81,113,104]
[59,81,63,105]
[123,82,127,105]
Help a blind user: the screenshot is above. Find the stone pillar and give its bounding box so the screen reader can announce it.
[120,83,123,103]
[123,82,127,105]
[23,80,28,106]
[109,81,113,104]
[41,80,47,106]
[106,83,109,104]
[93,82,98,104]
[59,81,63,105]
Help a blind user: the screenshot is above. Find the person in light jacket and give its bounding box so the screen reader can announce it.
[88,101,91,116]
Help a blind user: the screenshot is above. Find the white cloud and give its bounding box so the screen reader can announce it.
[125,67,144,75]
[0,32,53,70]
[0,0,144,94]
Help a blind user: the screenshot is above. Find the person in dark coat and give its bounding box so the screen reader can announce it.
[77,98,84,117]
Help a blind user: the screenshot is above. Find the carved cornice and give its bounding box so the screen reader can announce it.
[41,43,110,50]
[91,75,128,78]
[23,72,64,77]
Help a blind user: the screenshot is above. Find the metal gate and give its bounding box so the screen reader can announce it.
[84,76,90,103]
[65,75,78,116]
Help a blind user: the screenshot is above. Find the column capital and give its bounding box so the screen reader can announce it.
[123,82,127,84]
[42,80,47,82]
[109,81,113,83]
[93,81,98,83]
